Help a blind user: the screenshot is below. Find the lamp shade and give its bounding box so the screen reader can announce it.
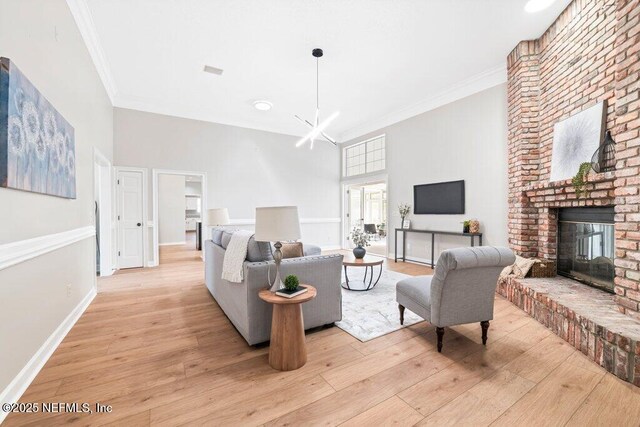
[207,208,230,226]
[254,206,301,242]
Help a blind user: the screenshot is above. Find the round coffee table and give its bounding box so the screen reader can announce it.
[258,285,317,371]
[342,255,384,291]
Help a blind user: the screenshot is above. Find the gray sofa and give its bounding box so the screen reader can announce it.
[396,246,515,352]
[204,229,343,345]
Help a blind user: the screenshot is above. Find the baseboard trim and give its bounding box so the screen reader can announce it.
[0,287,96,422]
[388,252,434,266]
[0,226,95,271]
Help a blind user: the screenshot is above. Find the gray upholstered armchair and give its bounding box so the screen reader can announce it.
[396,246,515,352]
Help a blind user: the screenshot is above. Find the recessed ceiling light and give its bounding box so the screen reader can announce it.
[525,0,556,13]
[203,65,224,75]
[253,100,273,111]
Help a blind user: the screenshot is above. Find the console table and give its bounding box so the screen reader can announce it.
[395,228,483,268]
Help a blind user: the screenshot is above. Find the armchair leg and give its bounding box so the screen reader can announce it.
[436,327,445,353]
[398,304,405,325]
[481,321,490,345]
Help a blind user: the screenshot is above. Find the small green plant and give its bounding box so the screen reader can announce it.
[463,220,471,227]
[284,275,299,291]
[572,162,592,198]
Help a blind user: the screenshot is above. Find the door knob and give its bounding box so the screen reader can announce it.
[137,222,142,227]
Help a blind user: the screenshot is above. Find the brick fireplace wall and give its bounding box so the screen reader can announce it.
[507,0,640,318]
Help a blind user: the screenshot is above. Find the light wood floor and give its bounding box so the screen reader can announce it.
[6,244,640,426]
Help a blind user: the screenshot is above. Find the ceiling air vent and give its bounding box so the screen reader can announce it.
[203,65,224,75]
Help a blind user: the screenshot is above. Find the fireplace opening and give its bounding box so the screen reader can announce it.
[557,207,615,293]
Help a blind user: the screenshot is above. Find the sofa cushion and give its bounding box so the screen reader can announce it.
[211,228,224,245]
[304,244,322,256]
[247,237,274,262]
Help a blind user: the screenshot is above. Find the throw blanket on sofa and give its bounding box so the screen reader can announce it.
[222,230,254,283]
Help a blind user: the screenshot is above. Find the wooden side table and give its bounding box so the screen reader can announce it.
[258,285,317,371]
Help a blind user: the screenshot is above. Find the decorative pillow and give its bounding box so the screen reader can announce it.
[499,264,513,280]
[513,255,536,278]
[220,231,233,249]
[281,242,304,259]
[211,228,224,245]
[246,237,274,262]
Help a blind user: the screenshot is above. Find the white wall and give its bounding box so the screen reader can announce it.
[342,84,509,261]
[114,108,342,258]
[0,0,113,405]
[158,174,186,245]
[185,181,202,196]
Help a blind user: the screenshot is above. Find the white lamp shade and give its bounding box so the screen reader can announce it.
[254,206,301,242]
[207,208,230,226]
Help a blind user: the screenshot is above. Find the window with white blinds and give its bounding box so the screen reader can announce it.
[344,135,386,177]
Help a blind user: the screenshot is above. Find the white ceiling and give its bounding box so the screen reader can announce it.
[73,0,571,141]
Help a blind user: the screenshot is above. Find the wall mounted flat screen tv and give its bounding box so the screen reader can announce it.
[414,180,465,214]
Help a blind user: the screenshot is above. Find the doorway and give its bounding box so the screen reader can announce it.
[94,149,114,276]
[345,181,388,256]
[152,169,207,266]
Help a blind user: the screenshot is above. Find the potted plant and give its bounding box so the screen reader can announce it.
[350,227,370,259]
[572,162,592,198]
[462,220,470,233]
[398,203,411,227]
[284,274,300,291]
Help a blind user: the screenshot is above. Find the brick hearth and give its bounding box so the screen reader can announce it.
[498,276,640,386]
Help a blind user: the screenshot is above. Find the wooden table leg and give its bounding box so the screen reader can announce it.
[269,303,307,371]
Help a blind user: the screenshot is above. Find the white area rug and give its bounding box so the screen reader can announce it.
[336,268,425,342]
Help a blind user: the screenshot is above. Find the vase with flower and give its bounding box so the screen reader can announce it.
[398,203,411,229]
[350,227,370,259]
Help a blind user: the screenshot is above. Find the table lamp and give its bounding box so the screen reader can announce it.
[254,206,301,292]
[207,208,230,227]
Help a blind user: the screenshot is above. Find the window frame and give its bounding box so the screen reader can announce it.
[343,134,386,178]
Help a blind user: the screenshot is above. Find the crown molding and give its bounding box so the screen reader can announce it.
[66,0,117,104]
[65,0,507,143]
[337,64,508,143]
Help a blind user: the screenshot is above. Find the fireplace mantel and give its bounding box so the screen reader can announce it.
[520,172,616,208]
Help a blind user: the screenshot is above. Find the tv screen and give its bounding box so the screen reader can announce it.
[414,180,465,214]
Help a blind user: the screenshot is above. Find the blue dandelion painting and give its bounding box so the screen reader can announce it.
[0,57,76,199]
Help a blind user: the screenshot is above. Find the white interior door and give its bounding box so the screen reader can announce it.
[117,170,144,268]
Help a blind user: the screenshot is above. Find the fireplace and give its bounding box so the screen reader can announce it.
[557,207,615,293]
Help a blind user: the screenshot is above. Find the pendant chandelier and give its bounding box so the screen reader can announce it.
[295,48,339,149]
